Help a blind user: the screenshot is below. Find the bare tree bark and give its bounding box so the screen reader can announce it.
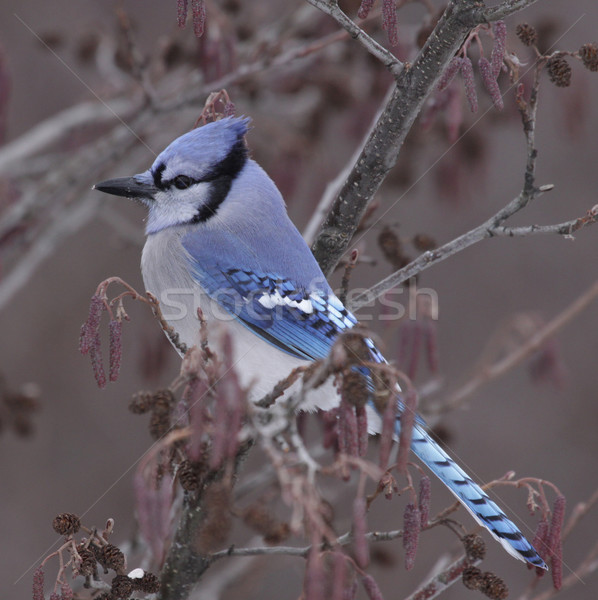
[311,0,485,275]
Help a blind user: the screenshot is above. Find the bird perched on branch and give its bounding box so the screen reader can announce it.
[95,116,547,570]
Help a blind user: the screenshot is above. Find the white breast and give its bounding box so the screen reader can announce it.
[140,228,339,411]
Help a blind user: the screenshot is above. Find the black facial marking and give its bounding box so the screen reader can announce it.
[192,138,248,223]
[153,163,166,189]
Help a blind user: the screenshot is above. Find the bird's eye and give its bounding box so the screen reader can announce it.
[173,175,194,190]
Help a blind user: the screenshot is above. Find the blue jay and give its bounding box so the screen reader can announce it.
[95,117,547,570]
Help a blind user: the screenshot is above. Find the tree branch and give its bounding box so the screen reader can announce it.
[349,60,598,311]
[403,554,481,600]
[348,201,598,311]
[309,0,552,276]
[310,0,488,276]
[209,526,406,563]
[478,0,542,23]
[160,442,254,600]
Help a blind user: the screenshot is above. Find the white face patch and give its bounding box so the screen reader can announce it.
[257,290,314,314]
[145,185,211,234]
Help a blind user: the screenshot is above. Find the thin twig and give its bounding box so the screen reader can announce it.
[305,0,403,75]
[479,0,542,23]
[348,57,597,311]
[429,279,598,416]
[349,204,597,311]
[209,526,405,563]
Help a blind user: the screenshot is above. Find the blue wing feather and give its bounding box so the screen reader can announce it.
[186,258,356,361]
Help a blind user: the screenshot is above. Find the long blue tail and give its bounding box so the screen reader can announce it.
[400,415,547,569]
[358,335,547,569]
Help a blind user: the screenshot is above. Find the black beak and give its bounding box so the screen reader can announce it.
[93,176,157,200]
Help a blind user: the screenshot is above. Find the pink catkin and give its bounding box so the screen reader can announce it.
[322,407,340,451]
[304,549,325,600]
[460,56,478,113]
[478,57,504,110]
[79,294,105,355]
[491,21,507,78]
[134,471,174,565]
[547,496,566,552]
[225,388,244,459]
[342,581,359,600]
[382,0,399,47]
[339,399,358,457]
[403,503,421,570]
[353,497,369,568]
[331,552,348,600]
[356,405,368,457]
[191,0,206,38]
[209,333,239,469]
[438,57,463,91]
[177,0,188,27]
[186,377,209,461]
[224,102,236,117]
[357,0,376,20]
[89,334,107,389]
[529,518,549,571]
[209,389,228,469]
[547,496,566,590]
[108,320,122,382]
[60,582,74,600]
[361,574,384,600]
[551,540,563,590]
[418,476,431,527]
[32,566,44,600]
[337,406,347,455]
[220,331,246,460]
[397,389,417,474]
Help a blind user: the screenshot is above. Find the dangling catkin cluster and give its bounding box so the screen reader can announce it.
[547,54,572,87]
[516,23,538,47]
